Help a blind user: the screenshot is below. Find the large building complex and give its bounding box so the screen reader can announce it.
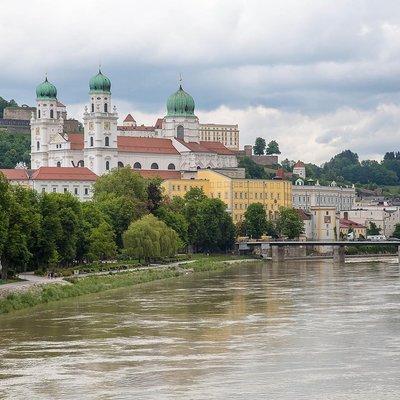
[30,72,238,176]
[161,169,292,222]
[292,180,356,211]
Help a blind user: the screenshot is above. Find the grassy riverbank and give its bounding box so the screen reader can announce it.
[0,258,252,315]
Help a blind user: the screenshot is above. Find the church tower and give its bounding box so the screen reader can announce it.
[83,69,118,175]
[31,77,63,168]
[162,84,199,142]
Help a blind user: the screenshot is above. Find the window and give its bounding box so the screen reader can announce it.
[41,187,46,193]
[78,160,84,167]
[84,188,89,195]
[36,141,40,151]
[105,137,109,146]
[104,103,108,112]
[90,137,94,147]
[50,109,54,118]
[52,187,57,193]
[177,125,184,140]
[105,161,110,170]
[64,188,68,193]
[38,109,41,118]
[151,162,159,170]
[56,161,61,167]
[118,161,124,168]
[91,103,94,112]
[74,188,78,195]
[168,163,175,170]
[133,162,141,169]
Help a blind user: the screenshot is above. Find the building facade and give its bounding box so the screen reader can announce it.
[292,181,356,211]
[30,74,238,175]
[199,123,239,151]
[162,169,292,223]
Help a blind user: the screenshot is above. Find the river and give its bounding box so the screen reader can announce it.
[0,260,399,399]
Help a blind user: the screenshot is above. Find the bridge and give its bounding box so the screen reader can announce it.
[236,240,400,263]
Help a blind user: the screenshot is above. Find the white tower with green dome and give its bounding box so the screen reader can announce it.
[31,77,64,168]
[162,84,200,142]
[83,69,118,175]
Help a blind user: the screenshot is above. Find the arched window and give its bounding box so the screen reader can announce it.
[56,161,61,167]
[50,109,54,118]
[118,161,124,168]
[36,141,40,150]
[133,162,141,169]
[105,137,109,146]
[38,109,41,118]
[91,103,94,112]
[105,161,110,171]
[197,166,201,170]
[104,103,108,113]
[90,137,94,147]
[78,160,84,167]
[168,163,175,170]
[151,162,159,170]
[177,125,184,140]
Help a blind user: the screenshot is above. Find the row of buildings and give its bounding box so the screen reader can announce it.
[2,69,398,241]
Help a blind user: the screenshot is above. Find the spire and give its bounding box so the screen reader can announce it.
[179,73,183,90]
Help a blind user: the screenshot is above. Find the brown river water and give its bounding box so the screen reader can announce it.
[0,260,399,399]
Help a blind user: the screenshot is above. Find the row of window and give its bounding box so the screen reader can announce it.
[234,192,281,200]
[41,186,90,196]
[91,103,108,113]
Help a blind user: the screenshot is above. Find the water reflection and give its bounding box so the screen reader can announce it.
[0,260,399,399]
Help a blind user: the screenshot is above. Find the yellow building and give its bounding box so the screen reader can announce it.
[161,170,292,223]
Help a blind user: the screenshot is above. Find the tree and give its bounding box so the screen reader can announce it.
[123,215,180,263]
[147,178,163,212]
[392,223,400,239]
[244,203,267,239]
[0,173,11,279]
[194,198,235,251]
[0,132,31,168]
[93,167,147,201]
[154,205,189,246]
[253,137,266,156]
[265,140,281,155]
[367,222,381,236]
[88,221,117,261]
[276,207,304,239]
[238,156,267,179]
[97,194,147,247]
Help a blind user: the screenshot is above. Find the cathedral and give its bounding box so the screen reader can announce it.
[31,70,238,176]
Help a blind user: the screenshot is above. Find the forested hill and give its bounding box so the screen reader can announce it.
[281,149,400,187]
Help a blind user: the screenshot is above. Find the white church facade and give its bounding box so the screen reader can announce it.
[30,71,238,176]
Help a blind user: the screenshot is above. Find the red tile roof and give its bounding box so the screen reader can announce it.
[117,136,179,154]
[199,141,236,155]
[134,169,181,180]
[124,114,135,122]
[0,169,29,180]
[176,139,235,155]
[67,133,84,150]
[31,167,98,181]
[340,219,365,229]
[296,209,311,220]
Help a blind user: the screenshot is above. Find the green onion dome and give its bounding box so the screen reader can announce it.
[89,69,111,93]
[166,85,195,116]
[36,77,57,100]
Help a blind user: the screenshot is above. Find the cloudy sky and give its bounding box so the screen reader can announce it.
[2,0,400,164]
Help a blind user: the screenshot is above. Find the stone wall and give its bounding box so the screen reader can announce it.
[4,106,36,121]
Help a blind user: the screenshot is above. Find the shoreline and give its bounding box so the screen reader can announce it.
[0,257,258,315]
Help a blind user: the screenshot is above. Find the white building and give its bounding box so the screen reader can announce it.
[0,167,97,201]
[292,180,356,211]
[340,206,400,237]
[293,161,306,179]
[30,73,238,176]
